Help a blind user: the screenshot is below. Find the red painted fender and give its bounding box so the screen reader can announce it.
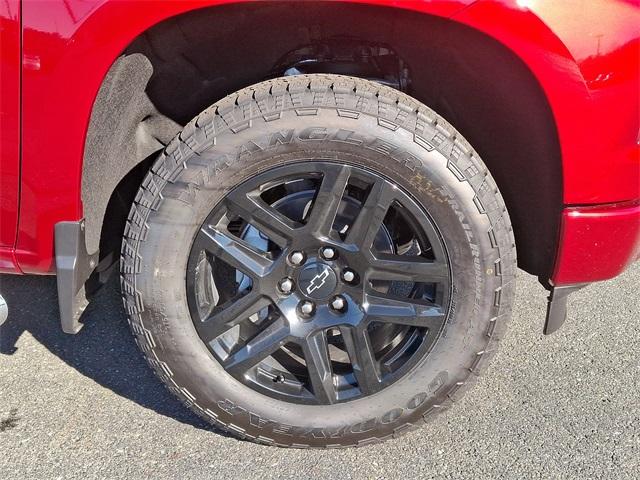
[7,0,639,277]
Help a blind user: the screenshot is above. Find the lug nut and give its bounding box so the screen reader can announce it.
[289,251,305,266]
[342,269,356,283]
[278,277,294,294]
[299,300,316,317]
[330,295,347,312]
[320,247,337,260]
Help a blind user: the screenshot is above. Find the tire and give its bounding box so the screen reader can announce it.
[121,74,516,448]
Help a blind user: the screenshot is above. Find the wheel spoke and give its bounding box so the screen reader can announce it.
[364,292,445,328]
[301,331,336,404]
[225,190,297,247]
[345,179,396,250]
[200,225,273,278]
[304,164,351,237]
[339,325,380,395]
[224,318,291,376]
[368,256,449,283]
[197,292,272,342]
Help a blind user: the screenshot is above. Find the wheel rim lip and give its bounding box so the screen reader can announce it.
[185,159,452,405]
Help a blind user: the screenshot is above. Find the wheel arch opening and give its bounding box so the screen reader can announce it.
[87,1,563,279]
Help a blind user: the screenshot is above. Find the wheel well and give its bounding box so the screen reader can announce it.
[90,2,562,278]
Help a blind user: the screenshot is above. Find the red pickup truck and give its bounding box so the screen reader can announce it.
[1,0,639,448]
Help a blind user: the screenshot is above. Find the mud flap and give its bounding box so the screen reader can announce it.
[54,220,99,334]
[543,284,586,335]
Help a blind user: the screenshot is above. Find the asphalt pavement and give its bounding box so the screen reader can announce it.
[1,264,638,479]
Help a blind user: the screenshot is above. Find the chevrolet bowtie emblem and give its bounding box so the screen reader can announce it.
[306,268,331,295]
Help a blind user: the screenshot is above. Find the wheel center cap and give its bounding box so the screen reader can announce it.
[298,262,338,299]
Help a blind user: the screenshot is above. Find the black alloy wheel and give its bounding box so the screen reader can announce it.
[187,162,451,405]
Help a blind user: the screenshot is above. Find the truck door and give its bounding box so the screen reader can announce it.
[0,0,20,248]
